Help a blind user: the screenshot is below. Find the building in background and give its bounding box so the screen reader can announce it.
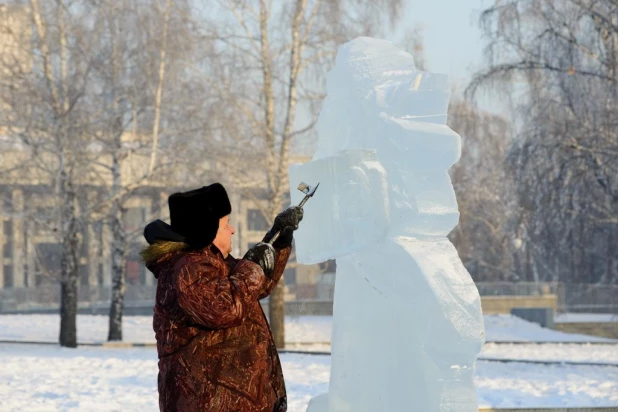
[0,128,333,311]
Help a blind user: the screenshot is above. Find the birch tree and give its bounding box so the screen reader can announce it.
[87,0,199,341]
[92,0,175,342]
[0,0,202,345]
[0,0,101,347]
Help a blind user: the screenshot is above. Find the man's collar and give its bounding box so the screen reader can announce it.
[209,243,224,258]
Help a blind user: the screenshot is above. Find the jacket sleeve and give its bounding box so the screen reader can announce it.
[258,246,292,300]
[176,257,267,329]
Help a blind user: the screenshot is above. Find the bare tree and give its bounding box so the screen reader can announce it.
[448,99,516,281]
[0,0,103,347]
[93,0,176,342]
[402,24,427,71]
[87,0,202,341]
[468,0,618,285]
[0,0,205,344]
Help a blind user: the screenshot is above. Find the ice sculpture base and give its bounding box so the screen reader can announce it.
[311,237,483,412]
[306,393,328,412]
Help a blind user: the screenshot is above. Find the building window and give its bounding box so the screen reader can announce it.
[33,209,54,235]
[35,243,62,285]
[320,260,336,273]
[247,209,268,231]
[284,268,296,285]
[2,196,11,213]
[3,220,12,259]
[98,264,104,285]
[79,265,89,286]
[3,265,13,288]
[3,240,11,259]
[126,260,142,285]
[3,220,12,237]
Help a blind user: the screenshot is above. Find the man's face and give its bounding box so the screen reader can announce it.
[212,215,235,257]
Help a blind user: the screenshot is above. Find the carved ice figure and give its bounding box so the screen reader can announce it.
[289,37,485,412]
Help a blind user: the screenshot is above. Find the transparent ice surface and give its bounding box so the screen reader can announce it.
[291,37,485,412]
[289,149,389,264]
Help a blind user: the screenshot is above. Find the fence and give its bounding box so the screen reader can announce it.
[475,282,618,314]
[1,282,617,314]
[560,283,618,313]
[0,283,157,313]
[475,282,560,297]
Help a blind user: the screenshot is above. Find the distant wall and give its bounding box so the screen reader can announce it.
[6,297,572,317]
[260,301,333,317]
[1,300,336,317]
[553,322,618,339]
[481,295,558,314]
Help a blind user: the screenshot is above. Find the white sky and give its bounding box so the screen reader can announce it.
[389,0,490,90]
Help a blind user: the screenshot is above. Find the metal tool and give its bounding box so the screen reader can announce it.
[267,182,320,245]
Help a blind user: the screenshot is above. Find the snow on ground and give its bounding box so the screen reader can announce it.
[555,313,618,323]
[0,343,616,411]
[1,314,617,410]
[286,316,332,343]
[475,360,618,409]
[2,314,618,368]
[0,314,615,344]
[0,314,332,344]
[483,314,616,342]
[0,315,156,344]
[481,343,618,365]
[0,344,159,412]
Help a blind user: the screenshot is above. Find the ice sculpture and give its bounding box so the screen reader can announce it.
[289,37,485,412]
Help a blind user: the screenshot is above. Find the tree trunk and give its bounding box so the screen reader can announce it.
[525,240,532,282]
[107,12,127,340]
[605,230,613,284]
[265,0,307,351]
[147,0,172,177]
[257,0,284,349]
[108,123,127,340]
[268,197,285,348]
[259,0,277,196]
[59,176,80,348]
[108,199,127,341]
[269,280,286,348]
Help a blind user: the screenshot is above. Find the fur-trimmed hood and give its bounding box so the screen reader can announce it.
[142,219,191,278]
[141,241,188,268]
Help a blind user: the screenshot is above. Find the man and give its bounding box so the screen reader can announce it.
[141,183,303,412]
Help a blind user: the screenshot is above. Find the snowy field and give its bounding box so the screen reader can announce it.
[0,313,615,344]
[0,314,617,411]
[0,343,617,411]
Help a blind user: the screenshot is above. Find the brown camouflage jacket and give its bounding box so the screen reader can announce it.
[144,242,291,412]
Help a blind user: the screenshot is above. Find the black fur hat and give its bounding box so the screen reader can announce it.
[168,183,231,248]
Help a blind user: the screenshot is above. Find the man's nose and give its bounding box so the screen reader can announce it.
[231,225,236,235]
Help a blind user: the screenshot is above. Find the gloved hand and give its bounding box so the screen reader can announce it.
[274,206,304,231]
[262,206,303,249]
[243,242,276,278]
[263,206,304,248]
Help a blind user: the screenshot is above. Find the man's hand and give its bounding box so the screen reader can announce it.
[273,206,304,231]
[243,242,276,278]
[263,206,303,248]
